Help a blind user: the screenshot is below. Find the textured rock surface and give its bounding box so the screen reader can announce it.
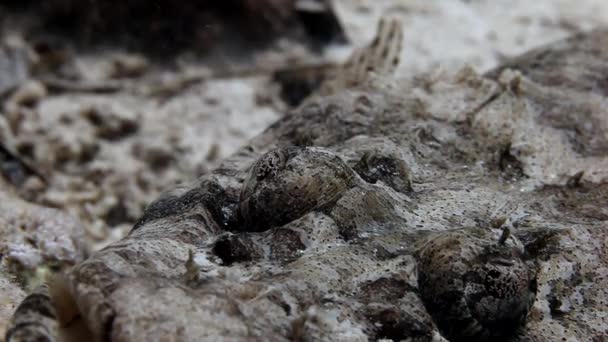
[6,27,608,342]
[0,177,88,339]
[0,273,24,338]
[0,188,87,275]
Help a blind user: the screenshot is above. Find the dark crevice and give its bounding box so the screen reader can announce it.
[212,234,261,265]
[498,144,525,180]
[103,313,116,342]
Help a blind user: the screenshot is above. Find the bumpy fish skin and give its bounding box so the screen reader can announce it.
[7,23,608,342]
[416,228,536,341]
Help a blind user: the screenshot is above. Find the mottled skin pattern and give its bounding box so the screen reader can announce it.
[416,228,536,341]
[7,25,608,341]
[5,284,58,342]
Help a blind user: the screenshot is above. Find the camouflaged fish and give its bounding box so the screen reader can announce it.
[6,18,608,342]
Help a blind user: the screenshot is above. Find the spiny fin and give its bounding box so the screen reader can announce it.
[322,17,403,94]
[344,17,403,83]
